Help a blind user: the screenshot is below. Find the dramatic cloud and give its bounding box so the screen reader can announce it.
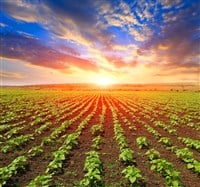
[1,32,99,72]
[143,1,199,71]
[1,0,114,48]
[0,0,199,84]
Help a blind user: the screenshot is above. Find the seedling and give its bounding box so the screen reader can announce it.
[27,174,52,187]
[28,145,43,157]
[0,156,28,186]
[79,151,103,186]
[159,137,172,146]
[92,135,102,149]
[145,149,160,161]
[136,136,149,149]
[122,166,142,185]
[119,148,134,164]
[91,124,103,135]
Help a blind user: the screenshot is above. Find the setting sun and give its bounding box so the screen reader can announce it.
[95,77,113,86]
[0,1,199,186]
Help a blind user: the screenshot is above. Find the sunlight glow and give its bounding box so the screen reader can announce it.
[95,76,114,86]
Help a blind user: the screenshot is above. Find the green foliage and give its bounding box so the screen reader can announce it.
[175,148,200,174]
[46,133,79,175]
[136,136,149,149]
[122,166,142,185]
[145,148,160,161]
[64,133,79,148]
[42,137,53,146]
[5,126,23,139]
[165,170,181,187]
[50,122,70,140]
[145,125,161,138]
[119,148,134,164]
[0,156,28,186]
[175,148,194,163]
[114,123,128,149]
[154,121,177,135]
[116,134,128,149]
[0,88,199,186]
[27,174,52,187]
[31,117,43,126]
[151,158,173,173]
[28,145,43,157]
[178,137,200,152]
[91,124,103,135]
[150,158,181,186]
[187,160,200,174]
[1,134,34,153]
[46,149,68,175]
[79,151,103,187]
[0,124,9,132]
[92,135,102,150]
[159,137,172,147]
[166,146,178,152]
[35,122,52,135]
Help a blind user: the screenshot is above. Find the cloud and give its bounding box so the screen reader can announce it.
[104,55,138,69]
[1,0,114,49]
[140,1,200,72]
[160,0,183,9]
[0,32,99,72]
[153,64,199,84]
[1,0,199,84]
[57,45,80,56]
[0,23,7,27]
[0,0,40,22]
[0,70,25,79]
[43,0,97,27]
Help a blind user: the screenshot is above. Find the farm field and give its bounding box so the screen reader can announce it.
[0,87,199,187]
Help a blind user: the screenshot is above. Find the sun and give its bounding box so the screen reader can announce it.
[95,76,113,86]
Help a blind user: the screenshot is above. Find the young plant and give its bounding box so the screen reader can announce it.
[28,145,43,157]
[92,135,101,150]
[46,149,67,175]
[41,137,53,146]
[159,137,172,147]
[136,136,149,149]
[35,122,52,135]
[27,174,52,187]
[175,148,194,163]
[5,126,23,139]
[145,148,160,161]
[0,156,28,186]
[175,148,200,174]
[64,133,79,148]
[91,124,103,135]
[122,166,142,185]
[1,134,34,153]
[79,151,103,186]
[150,158,181,186]
[187,160,200,174]
[31,117,43,126]
[178,137,200,152]
[145,125,161,139]
[150,158,173,174]
[119,148,134,164]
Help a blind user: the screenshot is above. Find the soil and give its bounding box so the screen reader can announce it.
[0,90,199,187]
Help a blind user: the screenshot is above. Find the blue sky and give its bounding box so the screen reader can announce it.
[0,0,199,85]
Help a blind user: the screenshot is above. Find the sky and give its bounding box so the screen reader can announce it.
[0,0,199,85]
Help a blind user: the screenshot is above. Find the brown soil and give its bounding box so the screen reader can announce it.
[0,90,199,187]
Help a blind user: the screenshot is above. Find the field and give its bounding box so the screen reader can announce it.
[0,86,199,187]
